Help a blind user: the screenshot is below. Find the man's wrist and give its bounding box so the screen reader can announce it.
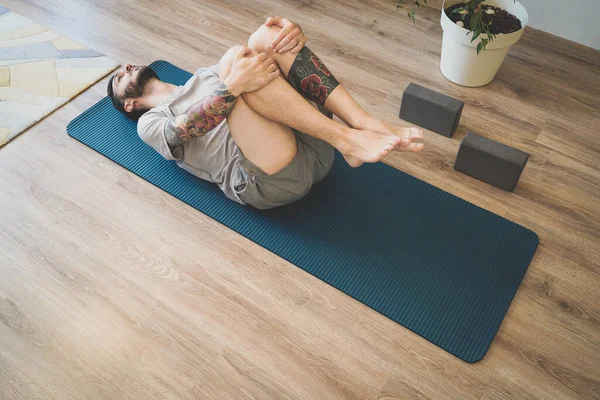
[223,77,243,97]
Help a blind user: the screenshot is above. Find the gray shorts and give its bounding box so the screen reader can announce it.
[234,126,335,210]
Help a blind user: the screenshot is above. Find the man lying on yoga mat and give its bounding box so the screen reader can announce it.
[107,17,424,209]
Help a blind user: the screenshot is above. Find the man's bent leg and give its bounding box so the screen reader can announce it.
[227,96,298,176]
[230,48,402,167]
[248,25,424,152]
[248,27,339,115]
[241,73,406,167]
[248,25,370,127]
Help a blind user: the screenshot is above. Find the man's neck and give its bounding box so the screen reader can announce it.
[142,80,180,109]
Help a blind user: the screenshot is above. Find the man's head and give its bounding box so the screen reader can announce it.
[107,64,159,121]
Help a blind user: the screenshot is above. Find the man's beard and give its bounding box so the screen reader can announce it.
[124,66,159,98]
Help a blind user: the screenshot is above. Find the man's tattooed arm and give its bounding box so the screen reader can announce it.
[164,83,237,148]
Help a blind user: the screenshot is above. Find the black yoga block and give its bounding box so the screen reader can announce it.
[399,83,464,138]
[454,132,529,192]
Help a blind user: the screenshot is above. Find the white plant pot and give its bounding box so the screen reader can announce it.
[440,0,528,87]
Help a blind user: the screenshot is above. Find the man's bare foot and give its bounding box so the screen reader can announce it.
[339,128,404,168]
[358,117,425,152]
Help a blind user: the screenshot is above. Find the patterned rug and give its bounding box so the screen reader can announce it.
[0,6,119,147]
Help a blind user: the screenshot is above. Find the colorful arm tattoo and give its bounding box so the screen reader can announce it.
[164,83,237,148]
[286,46,340,106]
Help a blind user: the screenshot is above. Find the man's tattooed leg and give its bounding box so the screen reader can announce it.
[286,46,339,117]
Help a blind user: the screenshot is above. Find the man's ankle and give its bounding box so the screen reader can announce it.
[351,112,378,130]
[330,125,355,154]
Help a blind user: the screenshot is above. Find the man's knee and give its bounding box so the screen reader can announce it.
[247,24,280,54]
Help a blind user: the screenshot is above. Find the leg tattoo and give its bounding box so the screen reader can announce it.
[287,47,339,117]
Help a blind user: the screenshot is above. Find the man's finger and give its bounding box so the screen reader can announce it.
[274,33,297,52]
[268,69,280,81]
[278,39,298,54]
[261,57,275,70]
[290,41,304,54]
[271,25,293,50]
[275,36,295,53]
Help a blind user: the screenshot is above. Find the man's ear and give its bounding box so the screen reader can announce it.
[124,99,135,113]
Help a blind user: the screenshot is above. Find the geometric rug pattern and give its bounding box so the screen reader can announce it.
[0,5,119,147]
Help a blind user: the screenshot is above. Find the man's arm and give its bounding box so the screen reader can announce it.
[164,83,237,148]
[163,46,279,150]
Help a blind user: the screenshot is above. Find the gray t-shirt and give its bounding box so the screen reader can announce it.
[137,64,247,205]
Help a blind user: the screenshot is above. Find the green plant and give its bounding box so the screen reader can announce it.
[395,0,516,54]
[395,0,427,23]
[450,0,494,54]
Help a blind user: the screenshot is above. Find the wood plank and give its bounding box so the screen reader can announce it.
[1,0,599,399]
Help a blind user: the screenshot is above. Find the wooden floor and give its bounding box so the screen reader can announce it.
[1,0,599,399]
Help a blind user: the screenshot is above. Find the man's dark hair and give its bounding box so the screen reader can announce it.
[107,66,158,121]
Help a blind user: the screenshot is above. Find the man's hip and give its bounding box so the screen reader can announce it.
[233,130,334,210]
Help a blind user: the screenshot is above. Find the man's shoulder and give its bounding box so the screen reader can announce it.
[137,108,168,137]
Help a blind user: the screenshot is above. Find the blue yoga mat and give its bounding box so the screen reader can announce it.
[67,60,538,362]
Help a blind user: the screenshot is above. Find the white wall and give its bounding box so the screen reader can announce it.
[518,0,600,50]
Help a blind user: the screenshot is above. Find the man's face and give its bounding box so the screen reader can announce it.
[111,64,158,112]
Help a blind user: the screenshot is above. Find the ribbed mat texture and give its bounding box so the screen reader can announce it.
[67,60,539,362]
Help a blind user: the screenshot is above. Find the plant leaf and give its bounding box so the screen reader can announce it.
[478,37,489,54]
[471,28,481,42]
[470,10,481,30]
